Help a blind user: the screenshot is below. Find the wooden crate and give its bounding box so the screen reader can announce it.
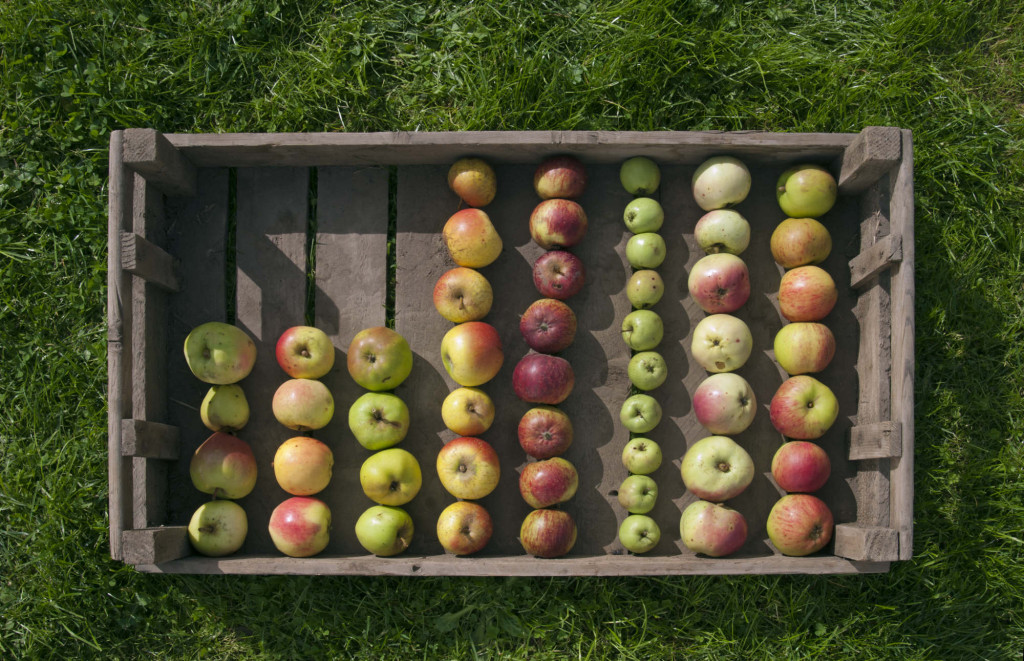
[108,128,913,575]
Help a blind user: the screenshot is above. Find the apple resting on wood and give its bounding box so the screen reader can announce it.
[436,501,493,556]
[184,321,257,385]
[512,353,575,405]
[776,164,837,219]
[347,326,413,392]
[436,436,501,500]
[276,325,335,379]
[769,375,839,440]
[441,321,504,387]
[519,457,578,509]
[692,156,751,211]
[188,500,248,557]
[518,405,574,459]
[355,505,414,557]
[272,378,335,432]
[520,508,577,558]
[273,436,334,496]
[447,157,496,208]
[200,384,250,433]
[520,298,577,354]
[766,493,834,556]
[190,432,258,500]
[532,250,585,300]
[534,155,587,200]
[443,208,503,268]
[679,500,748,557]
[680,435,754,502]
[268,496,331,558]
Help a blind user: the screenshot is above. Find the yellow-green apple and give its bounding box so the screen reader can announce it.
[621,437,661,475]
[190,432,258,499]
[355,504,413,556]
[534,155,587,199]
[627,269,664,309]
[440,321,504,387]
[620,393,662,434]
[447,157,496,207]
[183,321,257,384]
[443,208,503,268]
[512,353,575,405]
[532,250,585,300]
[268,496,331,558]
[618,514,661,554]
[619,156,660,195]
[621,309,663,351]
[441,387,495,436]
[436,436,501,500]
[771,441,830,493]
[688,253,750,314]
[272,378,335,431]
[347,391,410,450]
[530,199,588,250]
[679,500,748,557]
[346,326,413,391]
[200,384,249,432]
[691,314,753,373]
[694,209,750,255]
[187,500,247,557]
[680,435,754,502]
[518,406,574,459]
[617,474,657,514]
[520,508,577,558]
[359,447,422,506]
[519,457,578,508]
[776,164,837,218]
[623,197,664,233]
[769,376,838,440]
[273,436,334,496]
[693,372,756,435]
[766,493,834,556]
[628,351,668,391]
[692,156,751,211]
[433,267,493,323]
[778,265,838,322]
[436,501,493,555]
[625,232,666,269]
[520,298,577,354]
[773,322,836,375]
[275,326,335,379]
[770,217,832,268]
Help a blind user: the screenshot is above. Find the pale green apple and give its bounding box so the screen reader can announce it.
[628,351,668,391]
[188,500,248,557]
[623,197,664,233]
[355,505,414,556]
[625,232,666,269]
[200,384,250,432]
[348,391,410,450]
[359,448,422,506]
[617,474,658,514]
[618,514,661,554]
[184,321,257,385]
[776,164,838,218]
[619,156,661,195]
[621,309,663,351]
[620,394,662,434]
[692,156,751,211]
[626,269,664,309]
[621,437,662,475]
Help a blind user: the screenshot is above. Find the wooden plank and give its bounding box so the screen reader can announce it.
[833,523,900,562]
[121,231,180,292]
[122,527,190,566]
[122,128,197,197]
[849,421,902,460]
[837,126,903,193]
[849,233,902,290]
[121,419,180,460]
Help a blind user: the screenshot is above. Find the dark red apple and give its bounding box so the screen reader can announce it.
[512,353,575,405]
[771,441,830,493]
[530,199,588,250]
[520,298,577,354]
[519,457,579,508]
[520,508,577,558]
[518,406,574,459]
[534,155,587,199]
[532,250,585,300]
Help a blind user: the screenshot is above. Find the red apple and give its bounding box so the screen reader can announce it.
[771,441,831,493]
[518,405,574,459]
[766,493,834,556]
[190,432,258,500]
[688,253,751,314]
[778,265,837,322]
[519,457,579,509]
[679,500,748,557]
[532,250,585,300]
[512,353,575,405]
[692,373,757,436]
[769,375,839,440]
[773,322,836,375]
[276,326,335,379]
[432,267,493,323]
[436,436,501,500]
[770,217,832,268]
[533,155,587,199]
[440,321,504,387]
[520,298,577,354]
[268,496,331,558]
[520,509,577,558]
[443,208,503,268]
[529,199,588,250]
[436,501,493,555]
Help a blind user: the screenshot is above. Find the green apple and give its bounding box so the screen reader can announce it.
[628,351,668,391]
[621,437,662,475]
[200,384,250,432]
[623,197,664,233]
[620,393,662,434]
[692,156,751,211]
[187,500,247,557]
[183,321,257,385]
[625,232,666,269]
[621,309,663,351]
[617,474,658,514]
[776,164,838,218]
[346,326,413,392]
[619,156,661,195]
[691,314,753,374]
[618,514,661,554]
[680,435,754,502]
[359,447,422,506]
[355,505,415,556]
[626,269,664,309]
[694,209,750,255]
[348,391,410,450]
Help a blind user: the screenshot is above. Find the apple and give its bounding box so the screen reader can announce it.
[268,496,331,558]
[688,253,750,314]
[691,314,752,374]
[692,372,757,436]
[518,405,574,459]
[272,378,335,431]
[619,156,660,195]
[187,500,247,557]
[766,493,834,556]
[623,197,664,233]
[347,391,410,450]
[183,321,257,385]
[532,250,585,300]
[620,393,663,434]
[618,514,661,554]
[436,501,493,555]
[519,457,578,508]
[200,384,250,432]
[625,232,666,270]
[346,326,413,392]
[770,217,832,268]
[447,157,496,207]
[617,474,658,514]
[441,387,495,437]
[355,504,414,556]
[778,265,838,322]
[773,322,836,375]
[436,436,501,500]
[534,155,587,199]
[772,441,831,493]
[440,321,504,387]
[275,326,335,379]
[621,437,662,475]
[621,309,663,351]
[520,298,577,354]
[530,199,588,250]
[692,156,751,211]
[512,353,575,405]
[680,435,754,502]
[359,447,422,506]
[626,269,664,309]
[520,509,577,558]
[769,375,839,440]
[273,436,334,496]
[433,267,494,323]
[628,351,668,391]
[776,164,837,218]
[694,209,750,255]
[679,500,748,557]
[443,208,503,268]
[190,432,258,499]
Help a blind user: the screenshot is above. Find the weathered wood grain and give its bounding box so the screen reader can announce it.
[122,527,190,566]
[121,231,179,292]
[833,523,899,562]
[849,233,902,290]
[849,421,902,460]
[123,128,197,197]
[121,419,180,460]
[837,126,902,193]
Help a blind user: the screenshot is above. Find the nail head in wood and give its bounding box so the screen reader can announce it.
[122,128,197,197]
[121,526,191,565]
[849,420,902,460]
[849,233,903,289]
[121,231,180,292]
[837,126,903,193]
[833,523,900,561]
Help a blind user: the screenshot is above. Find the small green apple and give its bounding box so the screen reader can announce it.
[625,232,666,269]
[200,384,250,432]
[348,391,410,450]
[776,164,838,218]
[620,394,662,434]
[628,351,668,391]
[621,309,663,351]
[621,437,662,475]
[620,157,661,195]
[618,514,661,554]
[617,474,658,514]
[355,505,414,556]
[626,270,664,309]
[184,321,257,385]
[188,500,248,557]
[623,198,664,233]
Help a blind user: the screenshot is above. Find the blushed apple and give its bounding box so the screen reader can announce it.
[441,387,495,437]
[436,436,501,500]
[778,265,838,322]
[621,437,662,475]
[692,372,756,436]
[443,208,503,268]
[346,326,413,392]
[679,500,748,557]
[620,393,663,434]
[512,353,575,405]
[532,250,585,300]
[773,322,836,375]
[621,309,663,351]
[518,405,574,459]
[534,155,587,199]
[626,269,664,309]
[680,435,754,502]
[359,447,422,506]
[355,504,414,556]
[347,391,410,450]
[433,267,494,323]
[625,232,666,270]
[268,496,331,558]
[530,199,588,250]
[688,253,750,314]
[200,384,250,433]
[771,441,831,493]
[617,474,657,514]
[628,351,668,391]
[519,457,578,509]
[187,500,247,557]
[520,298,577,354]
[691,314,752,373]
[275,325,335,379]
[448,157,496,207]
[436,501,493,555]
[692,156,751,211]
[183,321,257,385]
[623,197,664,233]
[619,156,660,195]
[273,436,334,496]
[694,209,750,255]
[770,217,832,268]
[769,375,839,440]
[766,493,834,556]
[190,432,258,500]
[520,509,577,558]
[440,321,504,387]
[776,164,837,218]
[272,378,335,432]
[618,514,661,554]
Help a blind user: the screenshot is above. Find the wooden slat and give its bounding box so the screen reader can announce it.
[121,419,180,459]
[833,523,900,562]
[849,233,902,289]
[122,128,197,197]
[837,126,903,193]
[120,231,179,291]
[121,527,190,566]
[849,421,902,460]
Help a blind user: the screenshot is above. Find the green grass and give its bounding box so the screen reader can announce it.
[2,0,1023,657]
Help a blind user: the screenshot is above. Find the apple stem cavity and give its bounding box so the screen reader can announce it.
[717,461,730,473]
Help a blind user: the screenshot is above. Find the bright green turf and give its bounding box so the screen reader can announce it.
[2,0,1023,658]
